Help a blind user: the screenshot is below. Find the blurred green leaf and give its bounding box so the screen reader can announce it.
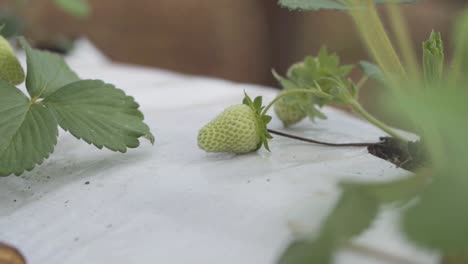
[358,61,385,84]
[389,70,468,254]
[403,169,468,253]
[54,0,91,18]
[277,188,379,263]
[423,31,444,86]
[322,188,379,241]
[0,11,24,38]
[278,238,334,264]
[343,173,429,205]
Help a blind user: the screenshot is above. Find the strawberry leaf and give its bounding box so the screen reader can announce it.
[43,80,154,153]
[19,37,80,99]
[262,115,272,124]
[0,81,58,176]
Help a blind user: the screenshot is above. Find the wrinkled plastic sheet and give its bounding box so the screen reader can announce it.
[0,41,437,264]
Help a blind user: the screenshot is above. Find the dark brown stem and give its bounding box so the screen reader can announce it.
[267,129,380,147]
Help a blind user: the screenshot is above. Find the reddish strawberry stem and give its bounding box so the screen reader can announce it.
[267,129,380,147]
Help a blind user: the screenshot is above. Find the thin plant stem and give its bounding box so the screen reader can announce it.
[267,129,379,147]
[346,0,405,78]
[386,3,421,80]
[349,99,408,141]
[448,9,468,88]
[261,89,330,116]
[356,76,368,90]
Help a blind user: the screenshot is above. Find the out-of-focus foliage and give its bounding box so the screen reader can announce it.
[54,0,91,18]
[277,1,468,263]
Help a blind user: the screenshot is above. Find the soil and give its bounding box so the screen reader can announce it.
[367,137,427,172]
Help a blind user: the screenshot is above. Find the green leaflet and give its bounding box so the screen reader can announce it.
[242,92,272,151]
[0,81,58,176]
[278,0,417,11]
[19,37,80,99]
[0,81,30,150]
[54,0,91,17]
[44,80,154,153]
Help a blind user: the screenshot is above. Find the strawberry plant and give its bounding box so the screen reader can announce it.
[199,0,468,263]
[0,36,153,176]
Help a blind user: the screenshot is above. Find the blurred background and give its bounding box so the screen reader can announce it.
[0,0,466,125]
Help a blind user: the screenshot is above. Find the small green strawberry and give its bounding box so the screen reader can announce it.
[286,61,305,78]
[274,91,307,127]
[198,93,273,154]
[0,36,25,85]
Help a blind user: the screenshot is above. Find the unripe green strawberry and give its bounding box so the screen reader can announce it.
[198,105,260,154]
[198,93,273,154]
[274,92,307,127]
[286,61,305,78]
[0,36,24,85]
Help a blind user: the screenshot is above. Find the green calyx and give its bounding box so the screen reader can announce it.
[242,92,273,151]
[273,91,308,127]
